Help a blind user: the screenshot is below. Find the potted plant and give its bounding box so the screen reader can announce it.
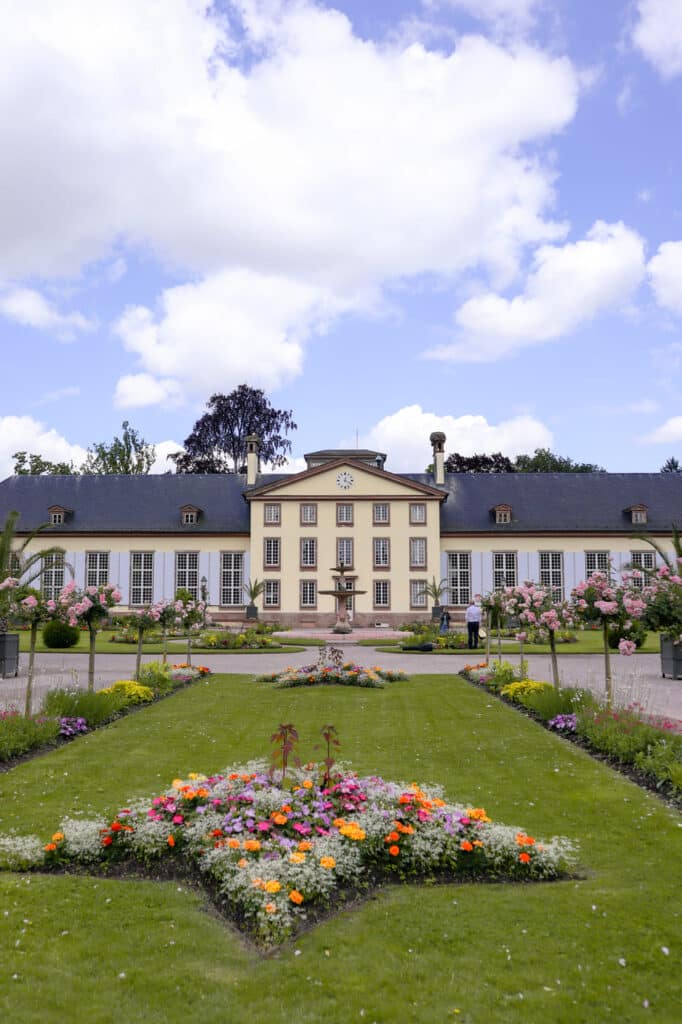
[243,578,265,620]
[417,576,449,620]
[0,511,66,678]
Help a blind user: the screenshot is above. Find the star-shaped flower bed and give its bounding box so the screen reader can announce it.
[1,764,578,948]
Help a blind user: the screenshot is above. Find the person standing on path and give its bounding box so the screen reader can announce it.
[439,608,451,636]
[465,599,482,649]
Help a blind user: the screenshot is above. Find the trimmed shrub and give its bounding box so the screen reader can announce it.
[500,680,552,704]
[607,619,648,650]
[99,681,154,705]
[42,620,80,648]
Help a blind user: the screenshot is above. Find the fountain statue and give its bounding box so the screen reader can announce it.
[318,563,367,634]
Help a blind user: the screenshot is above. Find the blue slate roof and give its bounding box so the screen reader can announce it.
[1,470,680,535]
[401,472,682,533]
[0,474,250,533]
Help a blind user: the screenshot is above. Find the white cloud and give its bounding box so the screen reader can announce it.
[644,417,682,444]
[428,221,646,362]
[114,373,185,409]
[633,0,682,78]
[347,404,553,471]
[150,439,185,473]
[0,0,581,399]
[33,386,81,406]
[0,286,93,339]
[648,241,682,316]
[107,257,127,283]
[0,416,88,479]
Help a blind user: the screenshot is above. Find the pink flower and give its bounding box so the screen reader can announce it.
[21,595,38,608]
[0,577,18,591]
[516,632,527,643]
[618,639,637,656]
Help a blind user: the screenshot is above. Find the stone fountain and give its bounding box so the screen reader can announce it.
[319,563,367,634]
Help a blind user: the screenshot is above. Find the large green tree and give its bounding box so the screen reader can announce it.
[170,386,297,473]
[12,452,75,475]
[80,421,155,475]
[661,457,681,473]
[444,452,516,473]
[514,448,605,473]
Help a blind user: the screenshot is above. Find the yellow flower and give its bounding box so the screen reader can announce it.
[51,832,64,842]
[289,852,306,864]
[265,880,282,894]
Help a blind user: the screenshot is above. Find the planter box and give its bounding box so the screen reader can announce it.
[245,604,259,621]
[0,633,19,678]
[660,634,682,680]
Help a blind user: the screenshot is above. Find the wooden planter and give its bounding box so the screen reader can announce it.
[660,634,682,680]
[0,633,19,678]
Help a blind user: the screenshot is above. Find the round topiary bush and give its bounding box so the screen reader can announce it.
[607,620,648,650]
[42,620,81,649]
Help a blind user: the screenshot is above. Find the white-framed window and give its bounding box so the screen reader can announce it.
[373,537,390,569]
[373,503,390,525]
[8,551,21,578]
[41,553,65,601]
[409,537,427,569]
[410,579,427,608]
[493,551,517,589]
[448,551,471,605]
[50,511,64,525]
[630,550,655,588]
[86,551,109,588]
[495,506,512,524]
[337,503,353,525]
[220,551,244,606]
[300,537,317,569]
[631,508,648,524]
[409,503,426,525]
[264,579,280,607]
[175,552,199,599]
[130,552,154,606]
[337,537,353,568]
[300,579,317,608]
[264,537,281,569]
[264,503,281,525]
[300,503,317,525]
[182,510,197,525]
[539,551,563,601]
[585,551,610,579]
[373,580,390,608]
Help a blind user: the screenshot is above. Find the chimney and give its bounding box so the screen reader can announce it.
[430,431,446,486]
[246,434,260,486]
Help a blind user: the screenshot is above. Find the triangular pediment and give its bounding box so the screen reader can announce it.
[245,458,446,501]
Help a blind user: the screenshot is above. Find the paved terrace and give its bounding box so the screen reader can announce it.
[1,629,680,721]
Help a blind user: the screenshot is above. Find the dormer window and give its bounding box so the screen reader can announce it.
[48,505,70,525]
[494,504,512,525]
[180,504,201,526]
[628,505,648,525]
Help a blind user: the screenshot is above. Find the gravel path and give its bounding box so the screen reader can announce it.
[1,642,680,720]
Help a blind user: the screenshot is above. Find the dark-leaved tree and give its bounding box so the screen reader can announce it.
[444,452,516,473]
[661,457,682,473]
[170,387,297,473]
[514,448,605,473]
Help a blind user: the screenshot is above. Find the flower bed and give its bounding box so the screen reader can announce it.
[0,764,577,947]
[461,661,682,801]
[259,663,407,688]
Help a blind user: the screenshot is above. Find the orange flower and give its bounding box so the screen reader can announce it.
[289,890,304,905]
[237,858,248,868]
[460,840,473,852]
[101,836,113,847]
[251,877,264,888]
[332,817,346,828]
[265,880,281,893]
[473,840,484,848]
[244,839,261,852]
[271,813,288,826]
[319,856,336,869]
[519,852,531,864]
[302,780,313,789]
[51,832,64,842]
[110,822,123,832]
[398,795,412,805]
[385,831,400,843]
[289,852,306,864]
[298,841,313,852]
[515,833,536,847]
[264,903,277,914]
[395,823,414,835]
[167,835,176,847]
[227,838,241,849]
[44,842,57,852]
[466,808,490,823]
[281,804,293,813]
[388,845,400,857]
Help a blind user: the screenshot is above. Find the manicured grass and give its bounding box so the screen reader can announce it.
[363,630,663,655]
[1,673,680,1022]
[14,632,305,655]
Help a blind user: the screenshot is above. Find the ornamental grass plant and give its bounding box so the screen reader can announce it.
[0,673,680,1022]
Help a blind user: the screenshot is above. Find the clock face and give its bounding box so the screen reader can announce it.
[336,470,354,489]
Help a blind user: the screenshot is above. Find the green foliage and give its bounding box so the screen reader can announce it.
[520,686,596,721]
[41,688,127,727]
[577,707,668,765]
[0,712,60,760]
[634,737,682,793]
[137,662,174,695]
[42,619,80,648]
[500,680,552,704]
[81,420,155,474]
[12,451,75,475]
[486,660,518,691]
[514,447,605,472]
[607,619,648,649]
[100,681,154,705]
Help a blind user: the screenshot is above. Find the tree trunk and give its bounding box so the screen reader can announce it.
[24,621,38,717]
[549,630,560,690]
[496,618,502,664]
[88,625,97,692]
[603,622,613,707]
[186,632,192,667]
[162,626,168,665]
[518,638,525,679]
[135,627,145,681]
[485,611,491,666]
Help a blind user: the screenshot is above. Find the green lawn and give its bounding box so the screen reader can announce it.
[362,630,663,655]
[1,673,680,1023]
[14,632,305,655]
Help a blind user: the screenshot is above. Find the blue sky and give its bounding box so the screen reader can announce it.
[1,0,682,476]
